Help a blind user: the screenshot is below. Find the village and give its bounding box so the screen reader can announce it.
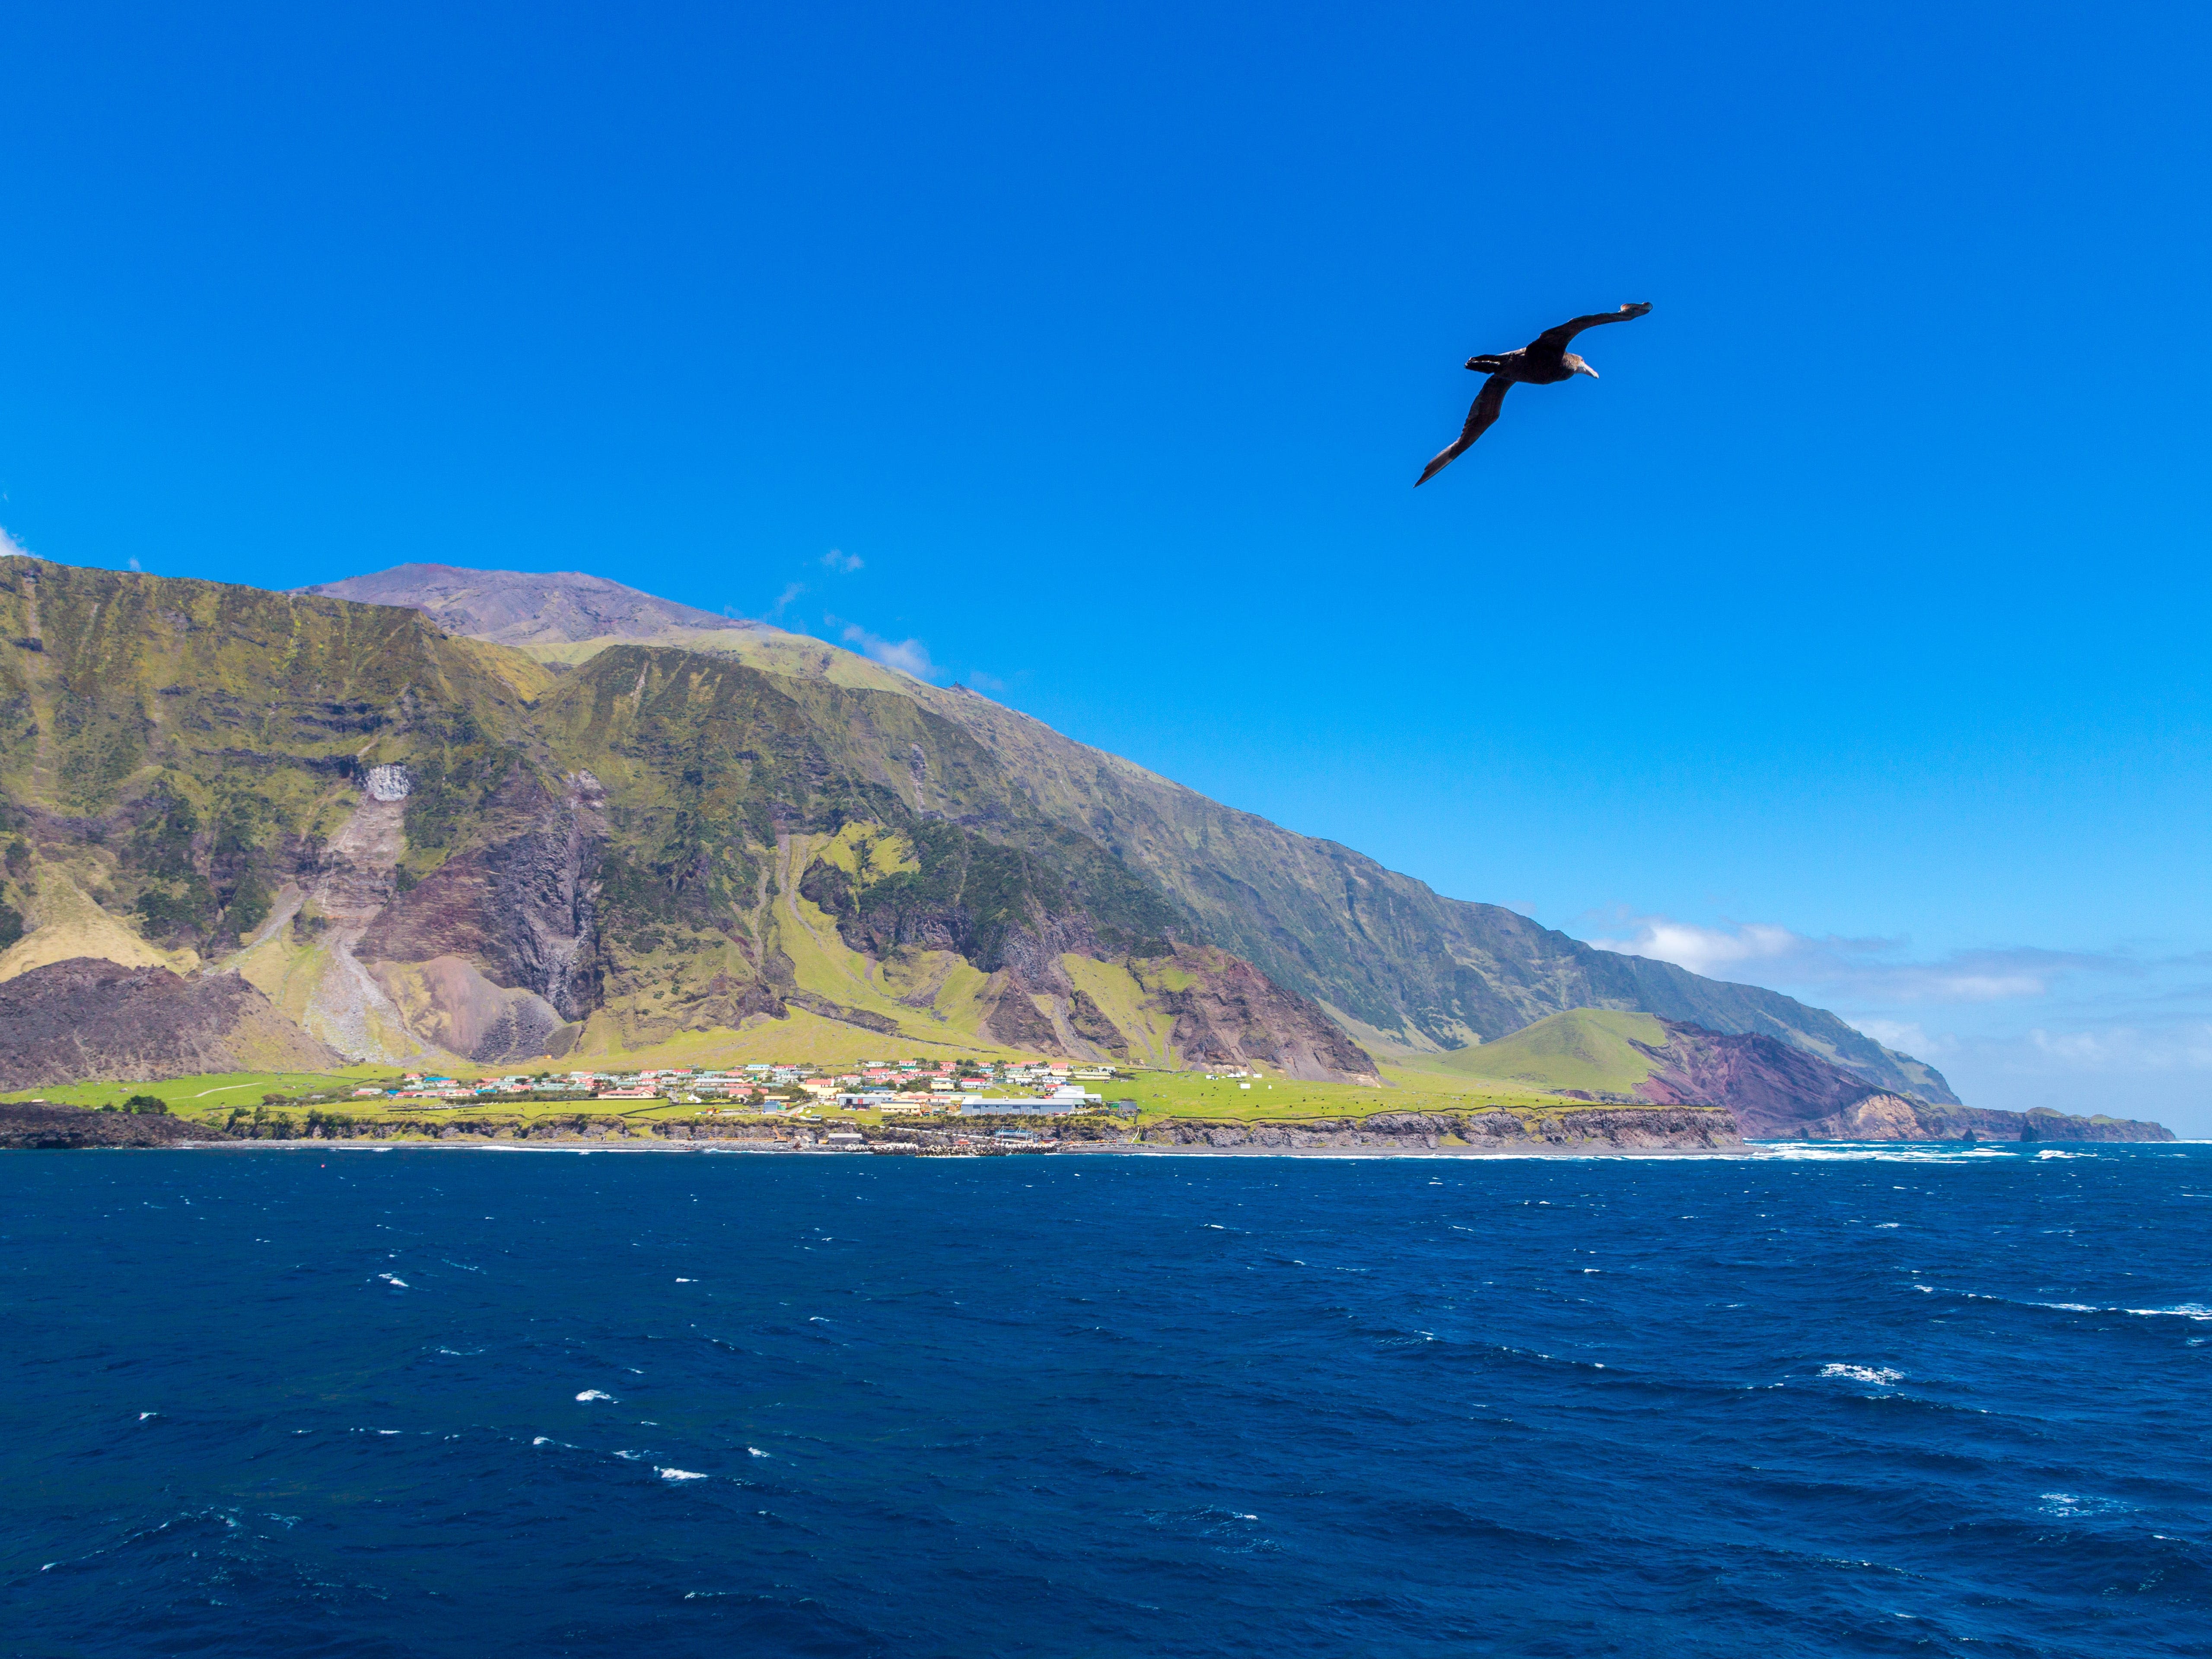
[356,1056,1266,1115]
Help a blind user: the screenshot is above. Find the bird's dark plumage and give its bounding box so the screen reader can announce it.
[1416,302,1651,485]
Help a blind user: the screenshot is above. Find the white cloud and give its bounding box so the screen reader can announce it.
[1592,916,1803,979]
[821,548,863,574]
[0,526,29,558]
[840,623,939,681]
[1586,913,2085,1004]
[1849,1018,1949,1056]
[2023,1024,2212,1072]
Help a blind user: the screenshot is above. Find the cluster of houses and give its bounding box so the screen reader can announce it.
[360,1056,1128,1114]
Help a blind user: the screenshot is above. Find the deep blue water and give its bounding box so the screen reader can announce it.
[3,1144,2209,1658]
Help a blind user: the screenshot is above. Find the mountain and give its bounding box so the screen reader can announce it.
[292,562,1955,1101]
[1423,1008,2170,1142]
[0,557,1956,1109]
[300,564,756,649]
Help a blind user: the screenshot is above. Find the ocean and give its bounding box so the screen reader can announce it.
[3,1144,2207,1657]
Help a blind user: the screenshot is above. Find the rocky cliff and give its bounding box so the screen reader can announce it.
[1117,1105,1741,1153]
[1773,1093,2173,1143]
[0,1100,239,1148]
[1634,1022,2172,1141]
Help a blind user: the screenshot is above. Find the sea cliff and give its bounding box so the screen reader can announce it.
[1777,1093,2174,1143]
[0,1102,238,1149]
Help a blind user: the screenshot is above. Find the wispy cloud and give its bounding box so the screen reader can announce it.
[1849,1018,1952,1057]
[821,548,863,574]
[770,582,805,620]
[964,669,1006,693]
[840,623,939,681]
[0,526,30,558]
[1584,912,2114,1004]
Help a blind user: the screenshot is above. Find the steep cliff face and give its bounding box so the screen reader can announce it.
[1636,1019,1901,1134]
[0,1100,239,1148]
[1776,1093,2174,1143]
[1635,1024,2173,1141]
[356,768,608,1033]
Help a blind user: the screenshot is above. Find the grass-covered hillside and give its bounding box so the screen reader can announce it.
[312,563,1954,1102]
[1392,1008,1672,1095]
[0,559,1951,1108]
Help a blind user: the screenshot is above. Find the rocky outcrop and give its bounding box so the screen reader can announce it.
[1140,946,1379,1083]
[0,957,340,1089]
[1111,1105,1740,1152]
[0,1101,238,1148]
[1634,1020,1887,1133]
[1781,1093,2174,1143]
[1623,1022,2175,1141]
[359,772,605,1013]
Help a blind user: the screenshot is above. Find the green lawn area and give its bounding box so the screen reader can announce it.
[3,1056,1618,1135]
[1107,1068,1575,1124]
[2,1066,395,1113]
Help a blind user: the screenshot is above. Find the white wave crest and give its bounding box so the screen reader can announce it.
[658,1468,707,1481]
[576,1389,614,1402]
[1820,1364,1904,1384]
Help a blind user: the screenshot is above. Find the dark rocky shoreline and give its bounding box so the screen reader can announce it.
[0,1102,239,1149]
[2,1098,2176,1156]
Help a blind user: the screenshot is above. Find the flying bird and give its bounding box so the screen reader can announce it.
[1415,302,1652,486]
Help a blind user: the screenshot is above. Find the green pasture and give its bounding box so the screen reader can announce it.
[4,1053,1617,1135]
[3,1066,393,1114]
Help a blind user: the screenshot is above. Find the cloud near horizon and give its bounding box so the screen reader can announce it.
[0,526,30,557]
[1583,912,2113,1005]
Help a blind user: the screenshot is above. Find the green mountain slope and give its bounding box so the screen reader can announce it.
[1402,1008,1671,1094]
[3,558,1951,1103]
[304,563,1954,1103]
[0,563,1371,1079]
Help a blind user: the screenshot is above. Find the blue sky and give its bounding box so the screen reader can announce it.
[4,2,2209,1128]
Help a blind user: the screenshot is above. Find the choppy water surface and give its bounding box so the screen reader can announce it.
[3,1144,2207,1657]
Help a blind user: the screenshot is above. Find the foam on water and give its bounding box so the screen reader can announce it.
[5,1143,2206,1658]
[1819,1363,1906,1384]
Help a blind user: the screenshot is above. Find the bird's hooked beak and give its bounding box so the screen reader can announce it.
[1573,361,1600,379]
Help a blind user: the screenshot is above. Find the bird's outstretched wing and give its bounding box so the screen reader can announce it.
[1415,374,1512,485]
[1529,302,1652,356]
